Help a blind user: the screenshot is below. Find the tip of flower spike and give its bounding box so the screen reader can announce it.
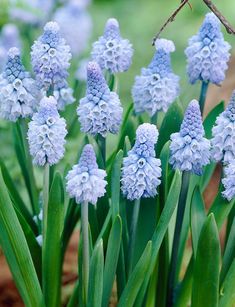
[204,12,220,25]
[106,18,119,29]
[155,39,175,53]
[39,96,57,110]
[8,47,20,59]
[87,61,100,74]
[79,144,97,168]
[44,21,60,33]
[136,123,159,144]
[2,24,18,36]
[104,18,120,38]
[188,99,200,109]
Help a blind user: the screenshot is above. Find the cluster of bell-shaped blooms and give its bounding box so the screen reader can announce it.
[132,39,180,116]
[121,123,162,200]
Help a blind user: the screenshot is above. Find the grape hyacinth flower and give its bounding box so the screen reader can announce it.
[169,100,210,175]
[66,144,107,205]
[31,21,74,109]
[0,24,21,51]
[211,91,235,164]
[77,61,123,137]
[27,96,67,166]
[0,48,40,121]
[185,13,231,85]
[54,0,92,56]
[222,161,235,201]
[75,58,89,82]
[121,123,162,200]
[91,18,133,73]
[132,39,180,116]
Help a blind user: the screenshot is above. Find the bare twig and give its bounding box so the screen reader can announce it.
[203,0,235,34]
[152,0,190,46]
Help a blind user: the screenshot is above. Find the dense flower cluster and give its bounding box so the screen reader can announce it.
[91,18,133,73]
[28,96,67,166]
[66,144,107,205]
[77,61,123,136]
[211,91,235,164]
[54,0,92,56]
[0,48,40,121]
[132,39,180,116]
[185,13,231,85]
[121,123,161,200]
[222,161,235,201]
[31,21,74,109]
[170,100,210,175]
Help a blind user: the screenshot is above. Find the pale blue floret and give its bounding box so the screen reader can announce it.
[0,47,40,121]
[185,13,231,85]
[31,21,74,109]
[211,91,235,164]
[121,123,162,200]
[77,61,123,137]
[54,1,92,56]
[91,18,133,73]
[222,161,235,201]
[132,39,180,116]
[169,100,210,175]
[66,144,107,205]
[27,96,67,166]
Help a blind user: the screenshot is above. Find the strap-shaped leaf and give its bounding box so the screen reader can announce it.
[118,241,152,307]
[111,150,123,220]
[88,239,104,307]
[0,169,44,306]
[219,259,235,307]
[102,215,122,307]
[43,172,64,307]
[191,214,220,307]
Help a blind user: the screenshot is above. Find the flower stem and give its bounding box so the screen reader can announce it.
[81,201,89,304]
[199,81,209,114]
[128,198,141,277]
[97,134,106,168]
[167,171,190,307]
[150,112,158,125]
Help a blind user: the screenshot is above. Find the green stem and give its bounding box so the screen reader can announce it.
[150,112,158,125]
[128,199,141,277]
[199,81,209,114]
[81,201,89,304]
[97,134,106,168]
[167,171,190,307]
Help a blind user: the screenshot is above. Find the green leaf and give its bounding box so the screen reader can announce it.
[220,217,235,286]
[0,169,44,306]
[102,215,122,307]
[191,214,220,307]
[43,172,64,307]
[190,186,206,257]
[219,259,235,307]
[118,241,152,307]
[157,101,183,154]
[111,150,123,220]
[88,239,104,307]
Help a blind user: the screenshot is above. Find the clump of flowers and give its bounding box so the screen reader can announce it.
[169,99,210,175]
[77,61,123,137]
[31,21,74,110]
[66,144,107,204]
[27,96,67,166]
[132,38,180,116]
[222,160,235,201]
[0,47,40,121]
[185,12,231,85]
[211,91,235,164]
[121,123,162,200]
[91,18,133,73]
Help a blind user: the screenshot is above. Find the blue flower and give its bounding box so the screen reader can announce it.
[185,13,231,85]
[77,61,123,137]
[211,91,235,164]
[31,21,74,109]
[66,144,107,205]
[91,18,133,73]
[132,39,180,116]
[121,123,161,200]
[169,99,210,175]
[27,96,67,166]
[0,48,40,121]
[54,1,92,56]
[222,161,235,201]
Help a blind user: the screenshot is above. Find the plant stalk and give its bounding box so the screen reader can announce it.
[128,198,141,277]
[81,201,89,304]
[97,134,106,168]
[199,81,209,114]
[167,171,190,307]
[150,112,158,126]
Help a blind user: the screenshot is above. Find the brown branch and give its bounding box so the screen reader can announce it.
[203,0,235,34]
[152,0,190,46]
